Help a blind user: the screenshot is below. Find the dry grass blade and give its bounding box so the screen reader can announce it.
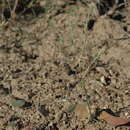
[82,47,106,79]
[11,0,18,18]
[6,0,12,13]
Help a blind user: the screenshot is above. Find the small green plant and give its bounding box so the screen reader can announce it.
[7,121,18,129]
[66,103,77,113]
[10,98,26,108]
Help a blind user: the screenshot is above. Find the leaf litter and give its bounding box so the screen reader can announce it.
[99,110,130,127]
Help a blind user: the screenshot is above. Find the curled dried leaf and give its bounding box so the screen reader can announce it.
[99,111,130,127]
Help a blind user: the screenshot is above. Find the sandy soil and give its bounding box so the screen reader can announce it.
[0,1,130,130]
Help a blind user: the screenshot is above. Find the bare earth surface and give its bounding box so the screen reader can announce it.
[0,1,130,130]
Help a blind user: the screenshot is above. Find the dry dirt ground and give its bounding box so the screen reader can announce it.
[0,1,130,130]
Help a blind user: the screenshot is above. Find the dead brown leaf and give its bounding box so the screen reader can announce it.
[74,103,90,121]
[99,111,130,127]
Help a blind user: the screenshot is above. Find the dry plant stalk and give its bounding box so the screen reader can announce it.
[11,0,18,18]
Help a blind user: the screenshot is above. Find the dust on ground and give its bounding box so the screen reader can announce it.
[0,0,130,130]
